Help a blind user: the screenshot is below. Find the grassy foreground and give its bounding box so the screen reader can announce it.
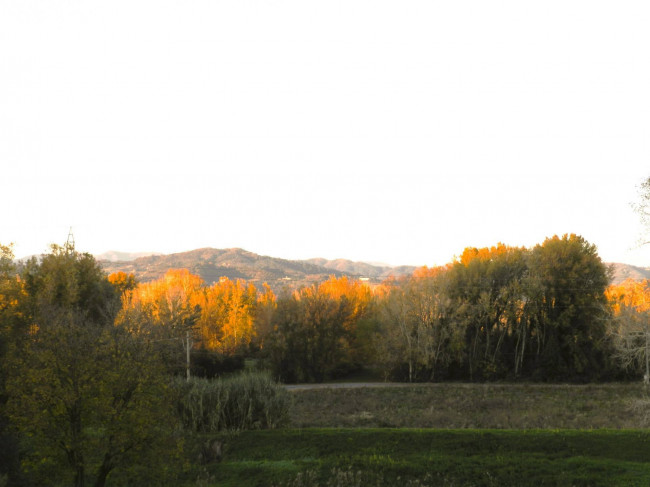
[191,428,650,486]
[177,382,650,486]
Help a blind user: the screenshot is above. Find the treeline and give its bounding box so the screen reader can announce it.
[103,234,645,383]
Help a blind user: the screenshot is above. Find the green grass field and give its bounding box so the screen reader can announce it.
[178,383,650,486]
[191,429,650,486]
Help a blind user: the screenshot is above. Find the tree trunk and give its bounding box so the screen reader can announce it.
[94,452,114,487]
[74,464,85,487]
[94,464,112,487]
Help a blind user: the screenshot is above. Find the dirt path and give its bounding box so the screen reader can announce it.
[283,382,427,391]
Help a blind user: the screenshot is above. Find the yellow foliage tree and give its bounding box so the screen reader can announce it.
[120,269,204,331]
[606,279,650,382]
[107,271,137,297]
[197,278,258,355]
[119,270,272,359]
[318,276,373,330]
[457,242,511,266]
[116,269,204,377]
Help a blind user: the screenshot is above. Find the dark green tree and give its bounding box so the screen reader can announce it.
[5,245,179,487]
[264,286,352,383]
[374,237,613,382]
[447,244,529,380]
[0,243,29,485]
[526,234,612,380]
[21,244,119,327]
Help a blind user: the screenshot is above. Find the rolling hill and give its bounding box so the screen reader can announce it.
[609,262,650,285]
[98,248,415,292]
[305,258,417,280]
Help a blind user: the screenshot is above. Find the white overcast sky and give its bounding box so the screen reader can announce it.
[1,1,649,267]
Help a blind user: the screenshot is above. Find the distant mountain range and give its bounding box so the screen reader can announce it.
[95,251,161,262]
[98,248,417,292]
[609,263,650,285]
[96,248,649,291]
[305,258,417,280]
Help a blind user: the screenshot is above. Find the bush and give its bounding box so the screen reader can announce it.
[173,372,290,432]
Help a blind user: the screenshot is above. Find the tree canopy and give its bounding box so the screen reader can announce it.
[3,245,179,487]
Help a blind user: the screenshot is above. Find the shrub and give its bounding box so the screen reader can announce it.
[173,372,290,432]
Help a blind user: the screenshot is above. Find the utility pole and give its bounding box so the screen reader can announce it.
[185,329,192,381]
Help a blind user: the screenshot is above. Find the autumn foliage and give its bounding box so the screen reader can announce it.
[108,235,625,383]
[118,269,268,358]
[606,279,650,376]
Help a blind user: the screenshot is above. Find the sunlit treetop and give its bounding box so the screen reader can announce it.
[456,243,524,266]
[606,279,650,314]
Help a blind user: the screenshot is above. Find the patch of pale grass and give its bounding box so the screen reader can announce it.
[289,383,648,429]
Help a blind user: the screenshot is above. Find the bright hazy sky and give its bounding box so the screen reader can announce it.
[2,1,649,267]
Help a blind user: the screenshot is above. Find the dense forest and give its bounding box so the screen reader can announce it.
[1,232,650,485]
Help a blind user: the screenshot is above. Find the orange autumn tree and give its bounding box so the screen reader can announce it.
[606,279,650,382]
[119,269,203,335]
[107,271,137,297]
[318,276,373,329]
[196,278,259,355]
[118,269,268,359]
[318,276,378,365]
[116,269,204,375]
[457,242,513,266]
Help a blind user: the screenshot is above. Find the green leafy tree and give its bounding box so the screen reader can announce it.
[5,246,179,487]
[21,244,119,326]
[0,243,29,484]
[526,234,612,380]
[265,285,352,383]
[375,237,612,382]
[447,245,529,380]
[6,315,175,487]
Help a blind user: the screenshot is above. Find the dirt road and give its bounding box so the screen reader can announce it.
[283,382,427,391]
